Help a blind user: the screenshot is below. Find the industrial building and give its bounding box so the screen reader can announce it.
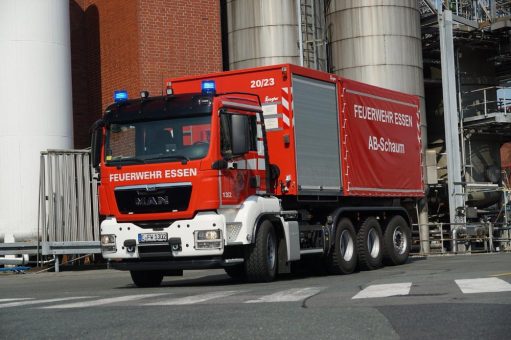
[0,0,510,266]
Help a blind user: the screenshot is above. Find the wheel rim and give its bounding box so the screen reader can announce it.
[267,232,276,270]
[393,226,407,255]
[367,228,381,259]
[339,229,354,261]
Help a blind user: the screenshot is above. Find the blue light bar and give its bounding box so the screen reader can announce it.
[201,80,216,95]
[114,90,128,103]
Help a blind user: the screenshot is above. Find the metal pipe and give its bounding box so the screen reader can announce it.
[0,254,29,266]
[296,0,304,66]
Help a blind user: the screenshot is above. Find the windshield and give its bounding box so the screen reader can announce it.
[105,115,211,165]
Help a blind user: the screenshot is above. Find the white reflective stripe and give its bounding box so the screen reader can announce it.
[0,297,94,308]
[41,293,168,309]
[234,160,247,170]
[258,158,266,170]
[145,291,240,306]
[245,287,323,303]
[282,114,290,126]
[282,97,289,111]
[352,283,412,299]
[257,141,265,156]
[455,278,511,294]
[282,87,288,94]
[349,187,423,193]
[247,159,257,170]
[0,298,33,302]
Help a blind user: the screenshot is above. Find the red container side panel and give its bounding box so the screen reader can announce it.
[340,79,424,197]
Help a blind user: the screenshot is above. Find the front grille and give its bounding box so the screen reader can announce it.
[115,184,192,214]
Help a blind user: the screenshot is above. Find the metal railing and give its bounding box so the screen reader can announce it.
[37,149,101,269]
[462,86,511,117]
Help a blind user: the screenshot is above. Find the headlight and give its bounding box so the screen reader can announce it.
[197,230,221,240]
[101,234,116,245]
[100,234,117,253]
[195,229,222,250]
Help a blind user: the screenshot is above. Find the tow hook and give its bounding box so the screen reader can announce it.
[124,239,136,253]
[169,238,182,251]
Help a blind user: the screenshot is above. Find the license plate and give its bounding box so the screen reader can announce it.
[138,232,168,243]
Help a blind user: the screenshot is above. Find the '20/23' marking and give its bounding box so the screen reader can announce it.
[250,78,275,88]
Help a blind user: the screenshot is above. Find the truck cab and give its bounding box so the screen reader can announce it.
[92,84,283,287]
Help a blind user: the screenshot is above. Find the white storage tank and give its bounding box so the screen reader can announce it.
[0,0,74,242]
[226,0,300,69]
[326,0,425,107]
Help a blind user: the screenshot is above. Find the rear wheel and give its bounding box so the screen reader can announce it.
[130,270,164,288]
[245,220,277,282]
[327,217,357,274]
[356,217,383,270]
[383,215,411,266]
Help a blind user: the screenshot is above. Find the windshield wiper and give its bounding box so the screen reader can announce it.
[108,158,146,164]
[144,154,190,164]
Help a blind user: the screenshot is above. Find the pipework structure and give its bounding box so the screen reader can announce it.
[420,0,511,253]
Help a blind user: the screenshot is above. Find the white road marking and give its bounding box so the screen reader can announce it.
[352,283,412,299]
[455,278,511,294]
[0,298,34,302]
[41,293,169,309]
[245,287,323,303]
[145,291,240,306]
[0,297,93,308]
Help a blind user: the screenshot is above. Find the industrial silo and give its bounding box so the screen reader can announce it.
[326,0,425,108]
[226,0,300,69]
[0,0,74,243]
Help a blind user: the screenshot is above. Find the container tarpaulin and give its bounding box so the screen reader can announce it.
[341,79,423,197]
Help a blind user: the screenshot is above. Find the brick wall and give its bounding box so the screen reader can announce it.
[70,0,222,148]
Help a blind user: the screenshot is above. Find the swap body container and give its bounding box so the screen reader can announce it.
[170,64,423,199]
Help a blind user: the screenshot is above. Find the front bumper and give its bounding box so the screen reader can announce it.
[100,212,226,259]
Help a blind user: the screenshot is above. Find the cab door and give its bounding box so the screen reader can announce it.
[219,111,261,206]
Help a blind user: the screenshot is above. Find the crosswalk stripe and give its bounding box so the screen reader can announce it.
[455,278,511,294]
[0,297,93,308]
[145,291,240,306]
[0,298,34,303]
[352,282,412,299]
[41,293,169,309]
[245,287,323,303]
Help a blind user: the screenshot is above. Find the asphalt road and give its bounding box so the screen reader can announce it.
[1,253,511,339]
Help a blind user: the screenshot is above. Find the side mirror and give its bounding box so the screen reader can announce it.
[90,119,104,169]
[231,115,249,156]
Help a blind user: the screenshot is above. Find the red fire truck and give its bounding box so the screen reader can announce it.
[92,64,423,287]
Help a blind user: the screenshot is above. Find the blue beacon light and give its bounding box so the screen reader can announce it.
[114,90,128,103]
[201,80,216,95]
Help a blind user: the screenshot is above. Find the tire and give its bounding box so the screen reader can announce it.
[326,217,357,274]
[130,270,164,288]
[383,215,411,266]
[224,265,246,281]
[356,217,383,270]
[245,220,277,282]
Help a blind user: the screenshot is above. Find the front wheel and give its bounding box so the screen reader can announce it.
[245,220,277,282]
[326,217,357,275]
[356,217,383,270]
[130,270,164,288]
[383,215,411,266]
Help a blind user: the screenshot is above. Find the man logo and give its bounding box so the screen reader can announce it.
[135,196,170,207]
